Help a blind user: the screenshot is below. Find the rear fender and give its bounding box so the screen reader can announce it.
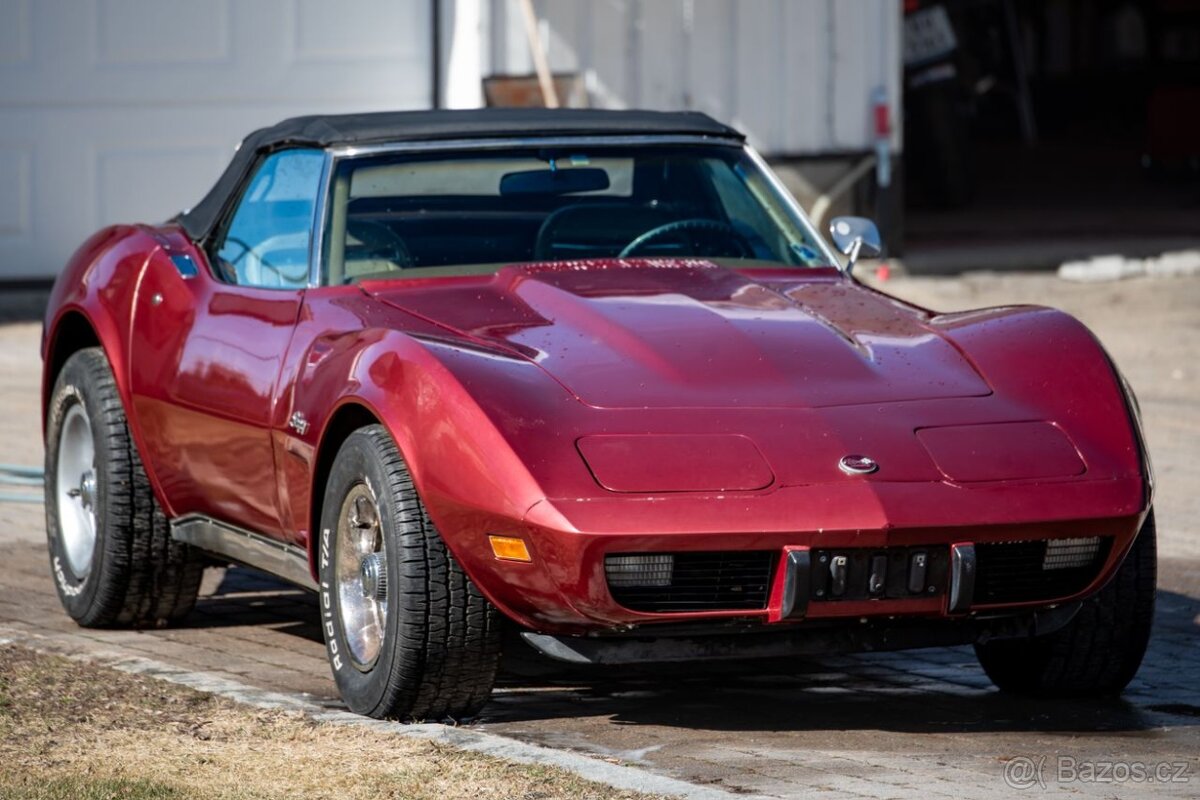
[42,225,173,509]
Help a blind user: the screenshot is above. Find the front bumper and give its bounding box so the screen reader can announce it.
[442,476,1146,635]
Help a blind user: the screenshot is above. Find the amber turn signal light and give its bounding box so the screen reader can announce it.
[488,535,532,562]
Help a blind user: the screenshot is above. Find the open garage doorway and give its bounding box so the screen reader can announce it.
[901,0,1200,272]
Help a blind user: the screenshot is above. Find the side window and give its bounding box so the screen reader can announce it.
[213,149,324,289]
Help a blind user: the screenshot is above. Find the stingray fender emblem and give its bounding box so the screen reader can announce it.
[288,411,309,436]
[839,454,878,475]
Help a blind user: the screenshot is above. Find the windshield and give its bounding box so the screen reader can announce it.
[321,144,834,284]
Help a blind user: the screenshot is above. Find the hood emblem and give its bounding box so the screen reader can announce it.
[839,454,878,475]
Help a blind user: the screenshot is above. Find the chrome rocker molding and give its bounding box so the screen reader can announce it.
[170,514,317,591]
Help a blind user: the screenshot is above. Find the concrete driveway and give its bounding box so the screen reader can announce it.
[2,273,1197,798]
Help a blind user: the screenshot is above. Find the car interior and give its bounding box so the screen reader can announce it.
[208,147,828,289]
[211,149,325,289]
[324,147,826,284]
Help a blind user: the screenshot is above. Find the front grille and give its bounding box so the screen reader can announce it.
[975,537,1112,605]
[605,551,777,612]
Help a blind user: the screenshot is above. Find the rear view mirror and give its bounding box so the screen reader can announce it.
[500,167,610,196]
[829,216,882,273]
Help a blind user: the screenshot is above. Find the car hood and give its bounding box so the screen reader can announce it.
[365,260,992,409]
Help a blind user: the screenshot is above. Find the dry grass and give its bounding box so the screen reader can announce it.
[0,645,664,800]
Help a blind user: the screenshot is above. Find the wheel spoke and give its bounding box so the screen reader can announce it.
[55,404,97,579]
[335,484,388,670]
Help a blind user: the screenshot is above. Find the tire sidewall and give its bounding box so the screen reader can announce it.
[317,432,404,716]
[44,352,116,620]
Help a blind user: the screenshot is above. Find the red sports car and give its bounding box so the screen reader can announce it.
[42,109,1154,721]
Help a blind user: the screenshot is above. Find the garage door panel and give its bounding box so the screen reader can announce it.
[0,0,32,66]
[0,104,400,278]
[0,107,321,275]
[94,146,230,231]
[0,146,32,239]
[0,0,432,279]
[0,109,233,276]
[294,0,431,62]
[97,0,233,66]
[1,0,430,106]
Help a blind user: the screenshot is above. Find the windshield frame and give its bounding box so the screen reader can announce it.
[309,135,840,287]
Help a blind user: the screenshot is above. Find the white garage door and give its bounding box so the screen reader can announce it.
[0,0,432,280]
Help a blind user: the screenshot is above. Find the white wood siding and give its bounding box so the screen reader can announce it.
[488,0,902,157]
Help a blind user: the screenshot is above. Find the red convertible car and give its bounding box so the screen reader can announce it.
[42,109,1154,720]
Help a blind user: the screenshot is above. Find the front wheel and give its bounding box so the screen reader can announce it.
[317,425,501,720]
[974,510,1157,697]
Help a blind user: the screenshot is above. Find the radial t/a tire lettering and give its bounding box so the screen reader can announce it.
[317,424,501,720]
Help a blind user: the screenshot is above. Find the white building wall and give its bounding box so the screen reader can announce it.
[486,0,902,157]
[1,0,900,280]
[0,0,433,280]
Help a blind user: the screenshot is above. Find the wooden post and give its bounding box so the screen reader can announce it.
[517,0,560,108]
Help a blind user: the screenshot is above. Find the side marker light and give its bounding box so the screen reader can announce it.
[489,535,532,562]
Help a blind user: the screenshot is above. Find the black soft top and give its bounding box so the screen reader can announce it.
[177,108,744,241]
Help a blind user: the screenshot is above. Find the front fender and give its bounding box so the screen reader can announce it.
[933,305,1144,494]
[289,321,593,627]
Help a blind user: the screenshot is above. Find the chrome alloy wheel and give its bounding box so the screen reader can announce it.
[336,484,388,670]
[56,403,97,578]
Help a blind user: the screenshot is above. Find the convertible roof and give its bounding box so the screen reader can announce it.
[177,108,744,241]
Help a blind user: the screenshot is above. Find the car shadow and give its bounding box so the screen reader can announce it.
[486,587,1200,734]
[184,564,323,642]
[188,565,1199,735]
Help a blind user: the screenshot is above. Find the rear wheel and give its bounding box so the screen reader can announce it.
[45,347,203,627]
[317,425,500,720]
[974,510,1157,696]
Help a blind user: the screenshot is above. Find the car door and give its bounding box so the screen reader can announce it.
[129,149,325,538]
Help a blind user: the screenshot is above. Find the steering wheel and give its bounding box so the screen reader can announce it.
[346,219,413,275]
[222,235,256,266]
[618,218,754,259]
[219,236,263,273]
[220,235,304,286]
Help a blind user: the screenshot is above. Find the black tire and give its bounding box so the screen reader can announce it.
[974,510,1157,697]
[44,347,204,627]
[317,425,500,720]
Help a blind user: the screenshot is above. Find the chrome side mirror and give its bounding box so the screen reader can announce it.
[829,216,882,273]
